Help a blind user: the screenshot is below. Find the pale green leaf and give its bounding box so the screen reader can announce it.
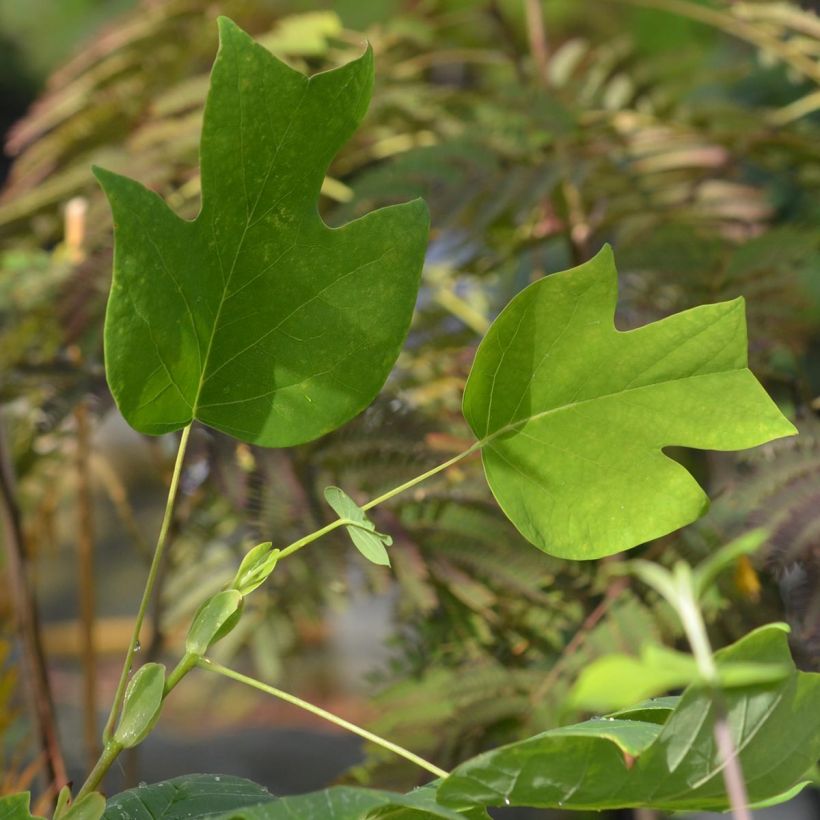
[325,485,393,566]
[571,643,789,711]
[113,662,166,749]
[462,246,795,559]
[186,590,244,656]
[96,17,428,447]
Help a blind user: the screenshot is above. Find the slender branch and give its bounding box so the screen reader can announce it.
[101,423,193,743]
[277,443,481,562]
[0,415,68,795]
[198,658,450,780]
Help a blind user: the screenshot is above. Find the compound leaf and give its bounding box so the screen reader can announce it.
[97,17,428,447]
[462,246,795,559]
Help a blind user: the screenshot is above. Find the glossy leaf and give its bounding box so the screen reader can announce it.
[97,17,428,447]
[113,662,166,749]
[102,775,273,820]
[437,624,820,811]
[462,246,795,559]
[325,485,393,566]
[212,786,487,820]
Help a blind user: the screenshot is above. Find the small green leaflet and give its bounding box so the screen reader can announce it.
[325,486,393,566]
[96,17,428,447]
[462,245,796,559]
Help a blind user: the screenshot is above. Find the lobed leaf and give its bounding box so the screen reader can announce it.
[97,17,428,447]
[462,246,796,559]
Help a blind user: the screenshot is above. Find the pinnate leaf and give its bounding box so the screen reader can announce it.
[96,17,428,447]
[463,246,795,559]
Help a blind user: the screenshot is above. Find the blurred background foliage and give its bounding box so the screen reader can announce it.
[1,0,820,802]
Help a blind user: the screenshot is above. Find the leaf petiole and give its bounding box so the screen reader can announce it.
[197,657,450,781]
[101,423,193,744]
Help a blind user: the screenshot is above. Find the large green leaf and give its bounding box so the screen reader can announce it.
[213,786,488,820]
[102,775,273,820]
[96,17,428,446]
[436,624,820,811]
[462,246,795,558]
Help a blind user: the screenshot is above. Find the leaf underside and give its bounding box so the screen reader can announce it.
[97,17,428,447]
[463,245,796,559]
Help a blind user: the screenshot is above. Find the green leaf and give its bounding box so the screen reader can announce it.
[212,786,486,820]
[231,542,280,595]
[113,662,166,749]
[692,528,768,598]
[570,643,789,712]
[437,624,820,811]
[0,794,44,820]
[61,794,106,820]
[186,590,244,655]
[102,775,273,820]
[96,17,428,447]
[462,246,795,559]
[324,485,393,566]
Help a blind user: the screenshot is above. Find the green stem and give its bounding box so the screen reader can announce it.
[277,442,481,562]
[165,652,199,695]
[198,657,450,781]
[76,740,123,800]
[102,423,193,744]
[361,442,481,512]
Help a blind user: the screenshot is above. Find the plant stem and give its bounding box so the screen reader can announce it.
[76,741,122,800]
[102,423,193,744]
[674,567,751,820]
[277,442,482,562]
[198,658,450,780]
[361,442,482,512]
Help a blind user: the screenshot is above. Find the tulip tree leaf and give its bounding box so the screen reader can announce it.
[324,485,393,566]
[462,246,796,559]
[437,624,820,811]
[0,793,44,820]
[102,775,273,820]
[96,17,428,447]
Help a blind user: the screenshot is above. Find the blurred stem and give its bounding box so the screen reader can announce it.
[0,415,68,796]
[102,423,192,744]
[198,658,450,780]
[74,400,99,766]
[608,0,820,88]
[673,566,751,820]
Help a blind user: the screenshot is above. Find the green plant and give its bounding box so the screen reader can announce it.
[2,14,819,820]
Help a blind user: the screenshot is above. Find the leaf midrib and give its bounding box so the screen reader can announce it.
[477,367,748,449]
